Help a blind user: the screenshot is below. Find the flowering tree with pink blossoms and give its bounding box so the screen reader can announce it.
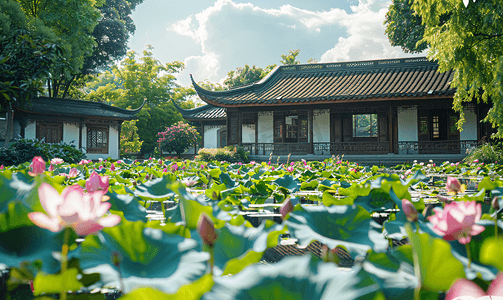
[157,122,200,158]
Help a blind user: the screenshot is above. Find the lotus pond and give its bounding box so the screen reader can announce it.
[1,156,503,299]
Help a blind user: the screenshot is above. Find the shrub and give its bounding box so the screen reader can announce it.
[195,146,249,163]
[463,142,503,164]
[157,122,201,157]
[0,139,86,166]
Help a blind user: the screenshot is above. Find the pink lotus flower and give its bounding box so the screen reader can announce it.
[28,183,121,236]
[99,158,103,162]
[402,199,418,222]
[287,166,294,172]
[67,167,79,178]
[48,164,54,172]
[29,156,46,176]
[78,159,90,165]
[197,213,218,247]
[280,199,294,220]
[250,161,256,165]
[290,162,295,166]
[200,164,205,169]
[0,165,4,170]
[474,159,479,163]
[429,201,485,244]
[171,164,178,172]
[116,160,123,164]
[446,176,465,195]
[163,168,167,173]
[86,171,109,193]
[446,272,503,300]
[110,163,116,171]
[51,158,64,165]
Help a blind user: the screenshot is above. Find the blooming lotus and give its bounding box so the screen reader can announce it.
[446,176,466,195]
[110,163,116,171]
[29,156,46,176]
[51,158,64,165]
[48,164,54,172]
[28,183,121,236]
[446,272,503,300]
[78,159,90,165]
[287,166,294,172]
[86,171,109,193]
[429,201,485,244]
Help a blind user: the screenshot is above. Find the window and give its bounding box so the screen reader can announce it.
[352,114,377,138]
[36,122,63,143]
[87,126,108,153]
[432,116,439,139]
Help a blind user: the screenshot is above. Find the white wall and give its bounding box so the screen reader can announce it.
[25,120,36,139]
[242,124,256,143]
[460,108,478,141]
[258,111,273,143]
[204,125,224,149]
[313,109,330,142]
[397,106,418,141]
[63,123,79,146]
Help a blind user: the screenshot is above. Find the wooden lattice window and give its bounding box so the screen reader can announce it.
[36,122,63,144]
[87,126,109,154]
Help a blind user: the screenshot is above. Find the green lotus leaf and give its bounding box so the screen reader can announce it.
[273,175,300,193]
[219,172,236,188]
[0,172,40,212]
[204,255,384,300]
[363,247,416,299]
[133,175,177,199]
[405,225,465,292]
[106,190,148,222]
[121,274,214,300]
[0,225,71,273]
[300,180,318,190]
[322,191,353,206]
[480,235,503,270]
[33,268,83,295]
[285,205,388,257]
[79,220,209,293]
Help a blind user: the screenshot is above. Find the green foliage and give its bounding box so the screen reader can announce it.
[463,142,503,164]
[120,119,142,156]
[384,0,429,53]
[0,28,62,108]
[223,64,276,89]
[409,0,503,137]
[280,49,301,65]
[195,146,249,163]
[158,122,201,157]
[0,139,85,166]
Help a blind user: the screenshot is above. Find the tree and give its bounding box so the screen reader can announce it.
[224,64,276,89]
[280,49,301,65]
[383,0,428,53]
[77,48,195,155]
[120,119,142,156]
[81,0,145,75]
[157,121,201,158]
[401,0,503,137]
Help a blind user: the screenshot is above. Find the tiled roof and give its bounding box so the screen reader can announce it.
[191,57,455,107]
[16,97,144,120]
[172,100,226,121]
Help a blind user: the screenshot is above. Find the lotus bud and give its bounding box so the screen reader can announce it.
[48,164,54,172]
[280,199,294,221]
[111,163,116,171]
[402,199,418,222]
[111,251,123,268]
[437,195,451,203]
[68,167,78,178]
[446,176,463,194]
[30,156,46,175]
[492,197,500,212]
[197,213,218,247]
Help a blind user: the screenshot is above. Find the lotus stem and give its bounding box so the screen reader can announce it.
[496,217,498,238]
[466,242,472,269]
[209,245,214,276]
[413,246,421,300]
[60,227,71,300]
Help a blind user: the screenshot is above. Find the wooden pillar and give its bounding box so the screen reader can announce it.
[118,121,122,158]
[238,110,242,147]
[255,113,258,155]
[388,103,393,153]
[79,119,83,149]
[309,106,314,154]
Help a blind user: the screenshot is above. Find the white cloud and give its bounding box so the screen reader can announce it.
[168,0,420,86]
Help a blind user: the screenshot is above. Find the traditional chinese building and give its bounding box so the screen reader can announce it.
[4,97,145,160]
[177,57,491,163]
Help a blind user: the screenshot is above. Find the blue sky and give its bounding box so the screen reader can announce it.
[128,0,423,87]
